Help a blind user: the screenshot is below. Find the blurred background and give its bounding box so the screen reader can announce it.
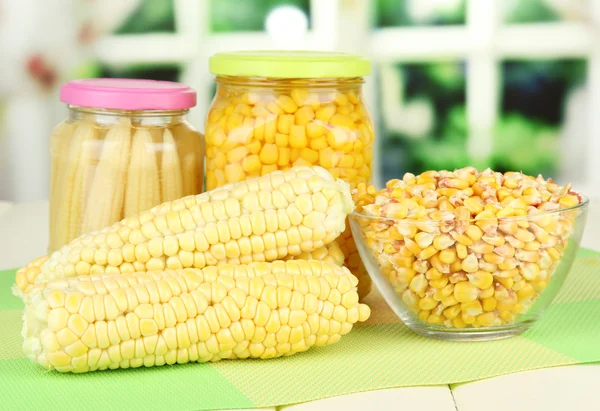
[0,0,597,201]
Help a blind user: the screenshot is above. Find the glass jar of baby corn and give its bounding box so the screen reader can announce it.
[49,79,205,253]
[205,51,374,297]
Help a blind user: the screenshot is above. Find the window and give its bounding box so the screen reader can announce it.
[93,0,600,196]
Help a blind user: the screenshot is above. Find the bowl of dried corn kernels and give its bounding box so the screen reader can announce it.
[349,167,589,341]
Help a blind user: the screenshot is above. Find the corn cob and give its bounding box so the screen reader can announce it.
[160,128,184,202]
[49,121,77,252]
[53,122,98,249]
[21,260,370,373]
[284,240,371,298]
[82,119,132,234]
[287,242,345,266]
[18,166,353,295]
[124,128,161,217]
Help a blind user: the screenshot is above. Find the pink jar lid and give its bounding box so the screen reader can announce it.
[60,78,197,110]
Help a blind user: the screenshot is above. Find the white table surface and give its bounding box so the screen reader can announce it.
[0,200,597,411]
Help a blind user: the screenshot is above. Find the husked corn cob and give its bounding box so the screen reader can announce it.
[82,119,132,233]
[22,260,370,373]
[287,242,345,266]
[125,128,161,217]
[160,128,184,202]
[284,240,371,298]
[52,122,98,249]
[352,167,583,328]
[18,166,353,296]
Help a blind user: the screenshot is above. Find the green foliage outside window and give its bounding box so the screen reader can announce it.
[210,0,310,32]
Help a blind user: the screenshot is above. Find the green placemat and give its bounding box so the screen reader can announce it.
[1,249,599,410]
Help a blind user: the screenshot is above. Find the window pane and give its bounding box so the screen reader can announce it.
[210,0,310,32]
[503,0,589,24]
[98,64,182,82]
[377,62,468,182]
[115,0,176,34]
[495,59,587,180]
[375,0,466,28]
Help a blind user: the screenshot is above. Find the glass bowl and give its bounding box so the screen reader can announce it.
[349,197,589,341]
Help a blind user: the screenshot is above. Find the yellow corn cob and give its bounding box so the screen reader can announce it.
[49,121,77,252]
[82,119,132,234]
[160,128,184,202]
[53,121,98,249]
[20,166,353,295]
[124,128,161,217]
[21,260,370,373]
[288,242,345,266]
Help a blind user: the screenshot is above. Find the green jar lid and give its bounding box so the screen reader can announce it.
[209,51,371,78]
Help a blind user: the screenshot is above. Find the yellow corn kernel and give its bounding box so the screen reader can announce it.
[409,274,428,294]
[467,271,494,289]
[461,300,483,316]
[517,283,535,301]
[242,155,262,173]
[295,106,315,126]
[465,225,483,242]
[419,297,438,311]
[289,125,307,149]
[455,243,468,260]
[306,122,326,139]
[451,232,473,246]
[315,104,336,122]
[277,95,298,113]
[419,246,438,260]
[453,281,478,303]
[478,286,495,299]
[433,234,455,250]
[309,136,328,151]
[277,147,291,167]
[429,277,449,289]
[259,144,279,165]
[461,254,479,273]
[443,304,461,319]
[481,297,497,312]
[225,163,245,183]
[461,312,476,325]
[425,268,443,280]
[439,248,457,264]
[296,147,318,164]
[452,317,467,328]
[395,268,417,284]
[499,310,515,323]
[404,238,422,257]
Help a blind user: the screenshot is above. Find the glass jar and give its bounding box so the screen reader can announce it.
[205,51,374,297]
[49,79,204,252]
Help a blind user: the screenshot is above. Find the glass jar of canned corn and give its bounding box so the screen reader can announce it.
[48,79,205,253]
[205,51,375,297]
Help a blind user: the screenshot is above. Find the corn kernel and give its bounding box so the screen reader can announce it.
[439,249,457,264]
[461,300,483,316]
[467,271,494,289]
[453,282,478,303]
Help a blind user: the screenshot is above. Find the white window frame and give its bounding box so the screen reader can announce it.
[94,0,600,196]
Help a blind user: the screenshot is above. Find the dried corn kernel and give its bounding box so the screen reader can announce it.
[351,166,582,330]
